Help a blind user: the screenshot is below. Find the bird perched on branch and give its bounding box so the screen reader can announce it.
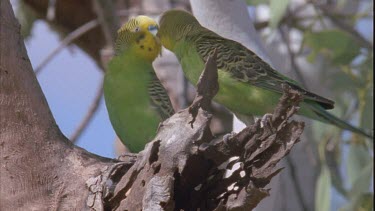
[157,9,372,139]
[104,16,174,152]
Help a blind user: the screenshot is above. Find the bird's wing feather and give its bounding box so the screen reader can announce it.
[193,32,334,109]
[148,71,175,119]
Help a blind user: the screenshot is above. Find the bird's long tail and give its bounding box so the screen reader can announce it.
[306,103,373,139]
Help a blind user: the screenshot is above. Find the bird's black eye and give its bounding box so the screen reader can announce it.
[134,27,140,32]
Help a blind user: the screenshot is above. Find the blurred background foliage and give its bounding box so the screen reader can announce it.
[12,0,373,210]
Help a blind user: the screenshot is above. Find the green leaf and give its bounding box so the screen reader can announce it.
[245,0,269,5]
[330,68,361,93]
[315,166,332,211]
[341,193,374,211]
[360,86,374,136]
[359,53,374,129]
[354,193,374,211]
[348,161,373,200]
[269,0,289,28]
[304,30,361,65]
[347,144,372,187]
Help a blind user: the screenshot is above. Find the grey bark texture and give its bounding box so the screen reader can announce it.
[1,0,304,210]
[0,1,114,210]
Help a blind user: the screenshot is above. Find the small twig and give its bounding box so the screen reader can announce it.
[285,156,311,211]
[93,0,119,47]
[116,8,165,17]
[278,26,308,87]
[188,49,219,127]
[46,0,56,21]
[70,81,104,143]
[34,19,99,74]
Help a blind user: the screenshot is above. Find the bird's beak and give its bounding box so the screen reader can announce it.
[148,26,158,36]
[151,29,158,36]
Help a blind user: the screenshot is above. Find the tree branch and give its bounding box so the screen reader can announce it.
[0,1,114,210]
[92,0,119,47]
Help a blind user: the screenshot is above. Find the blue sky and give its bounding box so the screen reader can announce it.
[26,20,116,158]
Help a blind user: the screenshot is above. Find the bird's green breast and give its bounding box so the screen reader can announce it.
[174,41,282,115]
[104,53,161,152]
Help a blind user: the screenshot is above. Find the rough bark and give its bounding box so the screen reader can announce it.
[0,1,115,210]
[1,1,304,210]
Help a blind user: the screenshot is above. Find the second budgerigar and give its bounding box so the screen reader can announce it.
[157,9,372,139]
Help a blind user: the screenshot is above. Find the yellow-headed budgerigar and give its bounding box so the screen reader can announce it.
[157,9,372,139]
[104,16,175,152]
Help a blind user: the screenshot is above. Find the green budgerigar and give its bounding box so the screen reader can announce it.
[157,9,372,139]
[104,16,174,152]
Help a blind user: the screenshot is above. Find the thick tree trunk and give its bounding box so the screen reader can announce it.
[0,1,115,210]
[1,1,304,210]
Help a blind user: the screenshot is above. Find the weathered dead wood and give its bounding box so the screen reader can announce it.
[89,52,305,210]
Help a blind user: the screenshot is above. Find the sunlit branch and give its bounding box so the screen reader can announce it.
[278,27,308,87]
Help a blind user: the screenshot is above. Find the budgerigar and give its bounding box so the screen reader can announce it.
[104,16,174,152]
[157,9,372,139]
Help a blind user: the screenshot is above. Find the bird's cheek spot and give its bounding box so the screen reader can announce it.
[148,47,152,52]
[140,45,144,49]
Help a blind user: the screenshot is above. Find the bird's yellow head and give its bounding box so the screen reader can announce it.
[116,16,161,61]
[157,9,200,51]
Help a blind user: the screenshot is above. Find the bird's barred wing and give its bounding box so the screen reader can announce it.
[148,71,175,120]
[194,33,334,109]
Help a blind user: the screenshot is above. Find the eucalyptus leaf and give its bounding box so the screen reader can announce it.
[359,53,374,130]
[340,193,374,211]
[269,0,289,28]
[245,0,270,6]
[305,30,361,65]
[348,161,373,200]
[315,166,332,211]
[354,193,373,211]
[347,144,371,187]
